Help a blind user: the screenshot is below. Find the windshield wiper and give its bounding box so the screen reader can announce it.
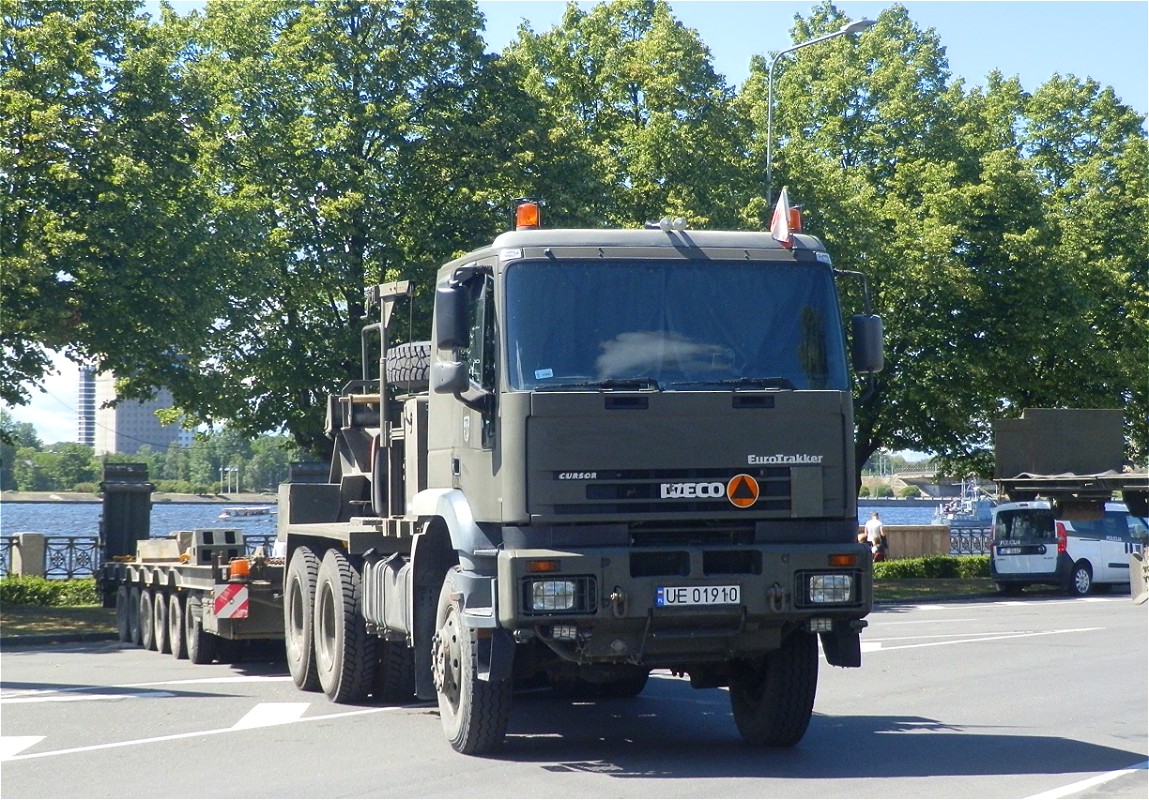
[535,377,661,391]
[669,377,796,390]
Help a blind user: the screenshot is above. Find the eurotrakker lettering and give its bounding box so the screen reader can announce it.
[747,453,824,465]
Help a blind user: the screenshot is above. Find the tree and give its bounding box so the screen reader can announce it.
[505,0,748,228]
[1,0,234,411]
[736,3,1148,475]
[147,0,549,456]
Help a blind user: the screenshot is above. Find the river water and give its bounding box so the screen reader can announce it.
[0,501,937,538]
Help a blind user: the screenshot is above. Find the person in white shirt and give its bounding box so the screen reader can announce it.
[864,512,887,561]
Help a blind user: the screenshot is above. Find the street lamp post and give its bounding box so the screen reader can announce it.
[765,18,876,205]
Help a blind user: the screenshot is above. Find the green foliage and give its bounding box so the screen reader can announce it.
[2,0,1145,468]
[873,484,894,498]
[0,576,101,606]
[874,555,990,580]
[858,486,870,497]
[898,486,920,498]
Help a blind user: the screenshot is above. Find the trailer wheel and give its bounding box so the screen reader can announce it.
[285,546,321,691]
[314,549,378,703]
[431,566,511,754]
[386,341,431,393]
[153,590,171,654]
[128,586,142,645]
[139,588,157,651]
[115,585,132,643]
[728,630,818,747]
[373,640,417,704]
[185,594,219,665]
[169,593,188,660]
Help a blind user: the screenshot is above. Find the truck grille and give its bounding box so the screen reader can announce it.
[551,467,791,516]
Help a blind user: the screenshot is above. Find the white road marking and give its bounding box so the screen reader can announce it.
[862,626,1101,652]
[1,704,431,762]
[231,702,309,730]
[1023,759,1148,800]
[1,689,176,704]
[0,737,44,760]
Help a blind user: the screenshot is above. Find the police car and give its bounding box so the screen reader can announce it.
[990,501,1148,596]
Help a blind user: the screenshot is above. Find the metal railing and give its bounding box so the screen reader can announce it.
[1,532,279,579]
[949,527,992,556]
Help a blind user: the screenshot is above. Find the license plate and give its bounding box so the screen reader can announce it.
[656,585,740,607]
[997,547,1022,555]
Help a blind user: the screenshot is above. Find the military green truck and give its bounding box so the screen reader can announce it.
[276,199,884,753]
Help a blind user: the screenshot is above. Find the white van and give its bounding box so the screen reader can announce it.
[990,501,1147,596]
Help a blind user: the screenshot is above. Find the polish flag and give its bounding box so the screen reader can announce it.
[770,186,793,249]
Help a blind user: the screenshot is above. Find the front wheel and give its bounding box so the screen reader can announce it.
[729,630,818,747]
[1068,562,1093,596]
[432,567,511,754]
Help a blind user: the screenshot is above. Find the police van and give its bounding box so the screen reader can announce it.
[990,501,1147,596]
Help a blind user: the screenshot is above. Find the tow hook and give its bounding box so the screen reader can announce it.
[610,587,628,618]
[767,582,786,613]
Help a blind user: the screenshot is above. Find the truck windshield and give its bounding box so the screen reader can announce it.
[504,259,849,391]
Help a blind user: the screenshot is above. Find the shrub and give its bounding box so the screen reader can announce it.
[0,576,100,606]
[898,486,920,498]
[874,484,894,498]
[873,555,989,581]
[858,486,871,497]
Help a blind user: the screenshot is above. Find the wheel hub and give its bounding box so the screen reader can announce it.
[431,611,462,702]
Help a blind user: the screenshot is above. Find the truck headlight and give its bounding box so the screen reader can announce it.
[521,576,597,616]
[808,574,853,604]
[531,580,576,612]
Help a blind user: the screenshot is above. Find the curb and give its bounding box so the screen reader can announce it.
[0,631,119,650]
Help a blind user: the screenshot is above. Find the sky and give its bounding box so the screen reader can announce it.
[5,0,1147,445]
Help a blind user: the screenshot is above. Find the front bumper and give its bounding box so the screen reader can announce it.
[449,542,870,666]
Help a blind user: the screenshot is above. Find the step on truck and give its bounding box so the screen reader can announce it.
[275,198,884,754]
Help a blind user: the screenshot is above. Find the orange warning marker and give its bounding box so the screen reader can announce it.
[726,474,760,508]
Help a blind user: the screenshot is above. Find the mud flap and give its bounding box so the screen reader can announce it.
[819,624,863,667]
[476,627,515,682]
[1131,551,1148,605]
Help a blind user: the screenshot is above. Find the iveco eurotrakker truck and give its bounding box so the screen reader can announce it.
[270,197,883,754]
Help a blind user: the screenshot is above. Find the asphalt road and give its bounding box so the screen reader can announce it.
[2,596,1146,799]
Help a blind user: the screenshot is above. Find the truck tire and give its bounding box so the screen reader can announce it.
[314,549,378,703]
[387,341,431,394]
[185,594,219,665]
[729,630,818,747]
[115,585,132,643]
[128,586,142,646]
[153,590,171,654]
[432,566,512,754]
[169,593,188,660]
[285,546,321,691]
[373,640,417,704]
[139,588,157,651]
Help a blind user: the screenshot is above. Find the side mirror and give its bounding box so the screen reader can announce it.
[851,314,884,374]
[431,361,469,395]
[434,286,469,350]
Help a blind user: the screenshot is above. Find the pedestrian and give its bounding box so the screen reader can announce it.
[865,512,888,562]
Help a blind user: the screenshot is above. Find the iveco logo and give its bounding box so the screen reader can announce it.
[661,481,725,499]
[660,475,761,508]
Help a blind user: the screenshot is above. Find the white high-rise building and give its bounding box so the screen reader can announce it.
[92,372,188,455]
[77,366,96,446]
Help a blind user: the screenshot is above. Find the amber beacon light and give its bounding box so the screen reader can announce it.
[514,197,542,230]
